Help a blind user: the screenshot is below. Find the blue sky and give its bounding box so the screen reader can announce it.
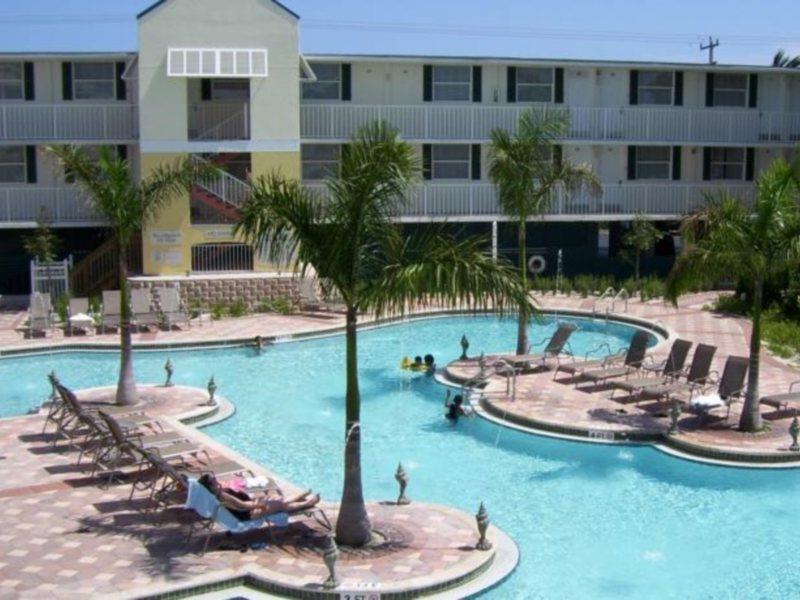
[0,0,798,65]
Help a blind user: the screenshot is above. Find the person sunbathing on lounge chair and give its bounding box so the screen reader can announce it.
[198,473,320,521]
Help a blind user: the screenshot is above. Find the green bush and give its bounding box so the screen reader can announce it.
[210,302,226,320]
[54,293,70,323]
[271,295,294,315]
[227,299,249,318]
[256,298,274,313]
[762,308,800,359]
[573,275,593,298]
[712,293,748,315]
[559,277,573,296]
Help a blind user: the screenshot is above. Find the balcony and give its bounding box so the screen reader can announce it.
[0,104,138,142]
[300,104,800,146]
[188,102,250,140]
[303,182,754,221]
[0,187,104,227]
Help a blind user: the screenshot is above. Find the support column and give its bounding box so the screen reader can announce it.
[491,221,498,262]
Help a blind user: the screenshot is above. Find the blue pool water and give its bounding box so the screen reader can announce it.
[2,314,799,598]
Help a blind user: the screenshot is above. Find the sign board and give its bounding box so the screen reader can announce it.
[203,227,235,240]
[151,230,183,245]
[152,250,183,267]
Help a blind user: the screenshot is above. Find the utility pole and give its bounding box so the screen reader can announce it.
[700,36,719,65]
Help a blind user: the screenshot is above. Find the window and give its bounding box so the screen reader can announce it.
[303,63,341,100]
[0,146,26,183]
[0,62,23,100]
[635,146,671,180]
[709,147,745,180]
[637,71,673,105]
[713,74,747,107]
[432,145,471,179]
[301,144,341,180]
[432,66,471,102]
[516,67,553,102]
[73,62,115,100]
[210,79,249,100]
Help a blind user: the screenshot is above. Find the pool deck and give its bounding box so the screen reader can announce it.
[443,293,800,467]
[0,385,515,598]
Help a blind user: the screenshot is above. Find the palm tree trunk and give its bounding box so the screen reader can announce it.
[115,240,137,406]
[516,220,528,355]
[738,278,763,432]
[335,305,372,547]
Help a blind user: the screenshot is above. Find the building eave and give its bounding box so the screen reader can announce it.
[137,0,300,21]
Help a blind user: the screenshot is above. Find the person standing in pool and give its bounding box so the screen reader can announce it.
[445,393,470,422]
[424,354,436,375]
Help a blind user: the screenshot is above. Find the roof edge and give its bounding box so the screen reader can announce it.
[137,0,300,21]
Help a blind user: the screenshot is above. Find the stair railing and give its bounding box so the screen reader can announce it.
[191,155,251,208]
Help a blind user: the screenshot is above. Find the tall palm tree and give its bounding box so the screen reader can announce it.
[489,108,601,355]
[773,49,800,68]
[48,145,213,406]
[667,158,800,432]
[236,121,532,547]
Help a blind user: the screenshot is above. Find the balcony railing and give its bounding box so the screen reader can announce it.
[301,104,800,145]
[0,187,104,225]
[188,102,250,140]
[0,104,138,141]
[303,182,754,220]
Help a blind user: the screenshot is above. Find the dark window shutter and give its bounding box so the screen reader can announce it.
[745,148,755,181]
[471,144,481,180]
[422,144,432,180]
[629,70,638,105]
[702,147,711,180]
[62,62,73,101]
[748,74,758,108]
[341,63,352,101]
[627,146,637,180]
[23,62,34,101]
[553,145,563,169]
[117,145,128,161]
[472,66,482,102]
[423,65,433,102]
[507,66,517,103]
[201,78,212,101]
[25,146,37,184]
[554,67,564,103]
[671,146,681,180]
[115,62,126,101]
[674,71,683,106]
[705,73,714,107]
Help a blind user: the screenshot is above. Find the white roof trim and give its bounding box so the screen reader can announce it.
[167,48,268,78]
[299,54,317,82]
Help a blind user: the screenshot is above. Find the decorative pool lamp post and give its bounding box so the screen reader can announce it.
[395,462,410,505]
[321,535,340,589]
[460,334,470,360]
[668,401,681,435]
[789,414,800,452]
[163,358,174,388]
[475,502,492,551]
[206,375,217,406]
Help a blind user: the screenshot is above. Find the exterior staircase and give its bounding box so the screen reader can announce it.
[190,154,251,221]
[70,233,142,297]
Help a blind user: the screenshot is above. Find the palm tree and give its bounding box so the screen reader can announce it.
[489,108,601,355]
[236,121,532,547]
[666,158,800,432]
[622,213,663,281]
[47,145,213,406]
[773,49,800,68]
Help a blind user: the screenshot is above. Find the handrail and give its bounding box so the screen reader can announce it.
[612,288,630,312]
[592,287,616,315]
[189,102,249,141]
[191,155,251,207]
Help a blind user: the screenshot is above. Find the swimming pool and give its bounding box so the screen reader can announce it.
[2,314,799,598]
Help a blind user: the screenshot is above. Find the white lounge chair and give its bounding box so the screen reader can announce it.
[157,287,190,329]
[67,297,94,335]
[101,290,122,332]
[28,292,54,336]
[131,287,159,330]
[298,278,324,311]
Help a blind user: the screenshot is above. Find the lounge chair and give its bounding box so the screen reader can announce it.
[760,381,800,412]
[28,292,54,336]
[491,323,577,371]
[67,297,94,335]
[298,277,324,311]
[130,287,159,330]
[101,290,123,332]
[635,343,718,405]
[611,338,693,397]
[568,329,652,386]
[685,355,749,420]
[157,287,190,329]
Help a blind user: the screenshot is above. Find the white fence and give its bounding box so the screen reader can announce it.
[301,104,800,145]
[188,102,250,140]
[0,104,138,141]
[191,243,254,273]
[304,182,755,220]
[30,258,71,298]
[0,187,103,225]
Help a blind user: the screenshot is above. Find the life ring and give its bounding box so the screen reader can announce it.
[528,254,547,275]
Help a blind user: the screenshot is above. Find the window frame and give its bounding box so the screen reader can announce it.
[302,62,342,101]
[634,146,672,181]
[301,144,342,181]
[712,73,749,108]
[636,70,674,106]
[430,144,472,180]
[431,65,473,103]
[708,147,746,180]
[0,62,24,101]
[71,61,117,101]
[210,79,250,101]
[515,66,555,103]
[0,145,28,184]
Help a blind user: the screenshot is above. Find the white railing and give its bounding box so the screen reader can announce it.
[300,104,800,145]
[188,102,249,140]
[191,243,254,273]
[0,103,138,141]
[31,258,71,298]
[191,155,251,207]
[303,181,755,219]
[0,187,104,225]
